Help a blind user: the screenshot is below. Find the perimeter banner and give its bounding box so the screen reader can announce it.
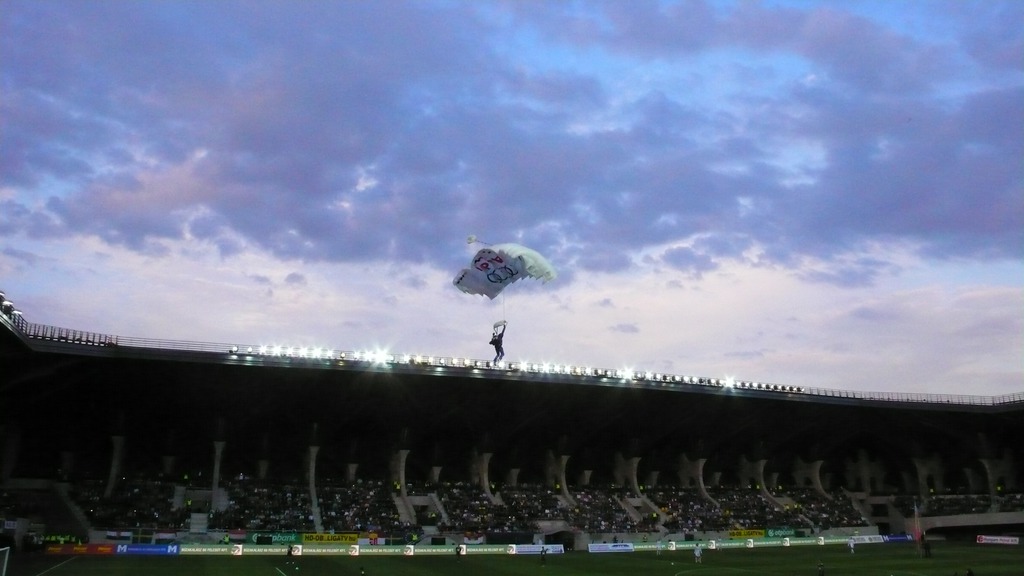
[113,544,180,555]
[508,544,565,555]
[179,545,235,555]
[977,535,1019,545]
[302,533,359,544]
[588,542,635,553]
[45,544,116,555]
[728,529,766,538]
[247,532,302,544]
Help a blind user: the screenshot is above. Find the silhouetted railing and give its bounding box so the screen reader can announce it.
[3,312,1022,409]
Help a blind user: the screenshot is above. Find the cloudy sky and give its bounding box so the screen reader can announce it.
[2,0,1021,397]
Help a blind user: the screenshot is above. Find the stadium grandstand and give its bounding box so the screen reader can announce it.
[1,289,1022,554]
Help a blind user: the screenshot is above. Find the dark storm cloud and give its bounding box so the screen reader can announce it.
[1,0,1020,286]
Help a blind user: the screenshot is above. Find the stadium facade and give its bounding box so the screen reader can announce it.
[1,292,1022,551]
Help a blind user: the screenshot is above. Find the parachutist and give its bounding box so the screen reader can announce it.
[490,321,506,362]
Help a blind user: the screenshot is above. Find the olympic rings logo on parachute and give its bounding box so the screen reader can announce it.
[469,249,520,285]
[487,266,518,285]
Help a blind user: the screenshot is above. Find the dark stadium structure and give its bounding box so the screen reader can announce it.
[2,291,1022,550]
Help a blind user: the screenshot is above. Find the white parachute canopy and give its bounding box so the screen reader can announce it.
[452,243,557,300]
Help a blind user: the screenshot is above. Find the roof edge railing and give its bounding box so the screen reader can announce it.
[3,314,1022,409]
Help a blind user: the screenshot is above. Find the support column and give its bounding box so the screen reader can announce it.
[393,449,410,497]
[212,440,226,511]
[677,454,707,493]
[912,455,944,497]
[613,452,641,495]
[308,444,320,528]
[793,457,826,494]
[738,456,767,489]
[980,450,1018,496]
[476,452,494,500]
[104,435,124,499]
[558,454,573,504]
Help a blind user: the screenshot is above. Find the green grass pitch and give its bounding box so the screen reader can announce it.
[5,541,1022,576]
